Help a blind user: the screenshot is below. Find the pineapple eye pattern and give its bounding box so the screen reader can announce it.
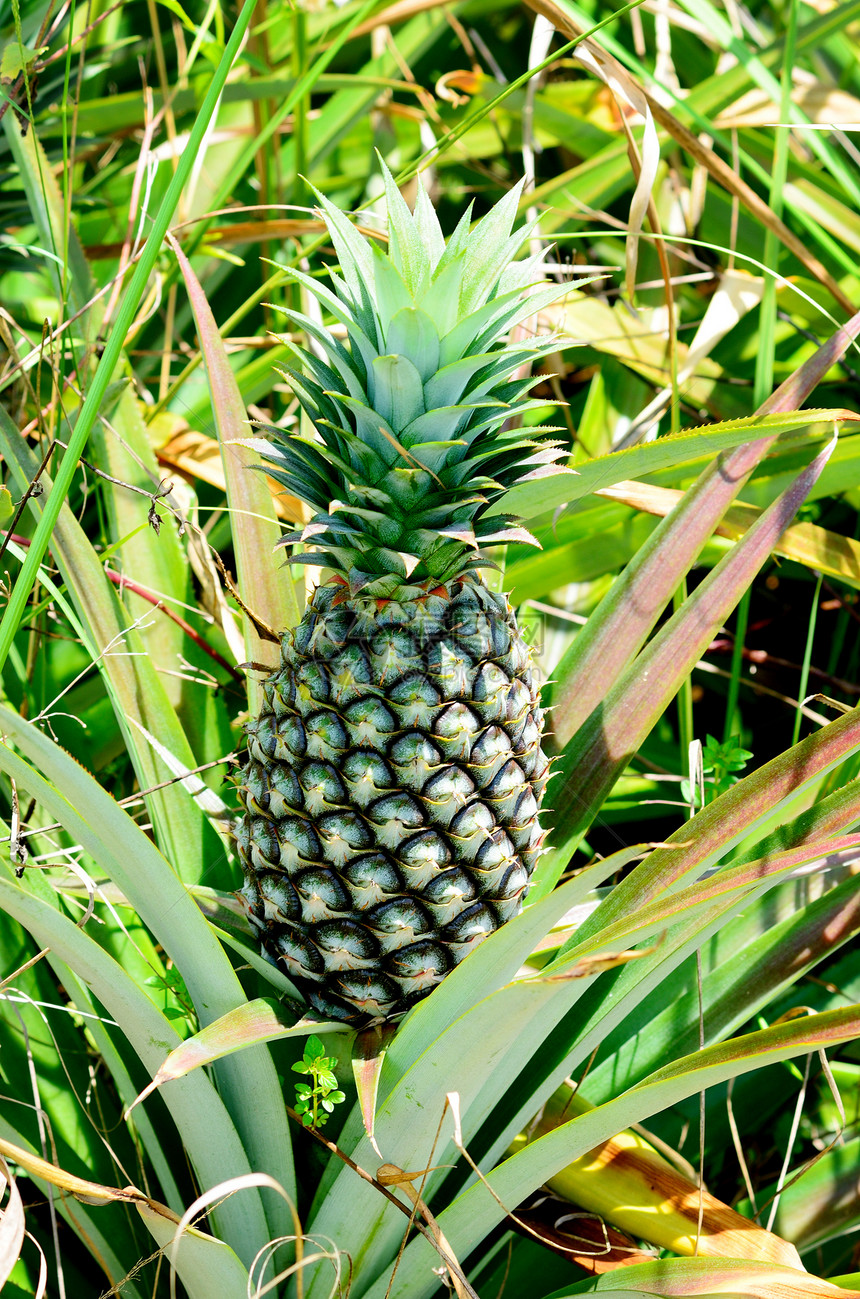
[234,166,566,1024]
[237,586,549,1024]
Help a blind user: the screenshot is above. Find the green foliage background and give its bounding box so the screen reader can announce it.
[3,0,860,1294]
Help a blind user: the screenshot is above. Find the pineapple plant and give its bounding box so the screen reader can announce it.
[234,170,571,1023]
[7,37,860,1290]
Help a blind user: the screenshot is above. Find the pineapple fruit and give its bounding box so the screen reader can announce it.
[234,169,569,1024]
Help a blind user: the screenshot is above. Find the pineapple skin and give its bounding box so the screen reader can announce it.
[235,578,548,1024]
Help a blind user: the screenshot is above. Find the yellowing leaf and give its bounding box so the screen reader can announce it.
[716,77,860,129]
[597,478,860,588]
[152,419,303,517]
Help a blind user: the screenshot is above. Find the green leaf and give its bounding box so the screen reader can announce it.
[556,836,860,963]
[544,1256,858,1295]
[371,354,425,429]
[152,0,199,36]
[541,329,860,757]
[311,188,377,317]
[586,870,860,1099]
[0,876,268,1267]
[538,438,837,888]
[93,393,209,728]
[2,103,98,333]
[741,1133,860,1251]
[567,702,860,940]
[380,162,430,295]
[364,1005,860,1299]
[384,308,441,382]
[0,42,43,82]
[136,1202,250,1299]
[371,241,416,333]
[0,714,295,1243]
[0,407,217,880]
[500,409,859,522]
[0,0,258,675]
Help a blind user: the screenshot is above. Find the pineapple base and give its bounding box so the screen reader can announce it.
[234,579,548,1024]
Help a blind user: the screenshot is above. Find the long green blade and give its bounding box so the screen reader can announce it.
[0,0,256,674]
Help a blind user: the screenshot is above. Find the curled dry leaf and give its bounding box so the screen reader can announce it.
[435,69,484,105]
[572,38,659,300]
[524,0,857,314]
[0,1153,25,1289]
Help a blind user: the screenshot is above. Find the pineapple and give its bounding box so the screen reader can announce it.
[234,169,569,1024]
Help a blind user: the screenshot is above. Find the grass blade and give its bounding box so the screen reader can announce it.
[0,0,257,675]
[0,404,214,881]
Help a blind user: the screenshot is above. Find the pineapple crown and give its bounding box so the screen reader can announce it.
[254,164,573,600]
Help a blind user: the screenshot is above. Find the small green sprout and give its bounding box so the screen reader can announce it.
[682,735,753,807]
[702,735,753,799]
[291,1035,346,1129]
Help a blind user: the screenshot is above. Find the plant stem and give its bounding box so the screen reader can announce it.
[674,577,694,763]
[723,589,750,743]
[792,571,823,747]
